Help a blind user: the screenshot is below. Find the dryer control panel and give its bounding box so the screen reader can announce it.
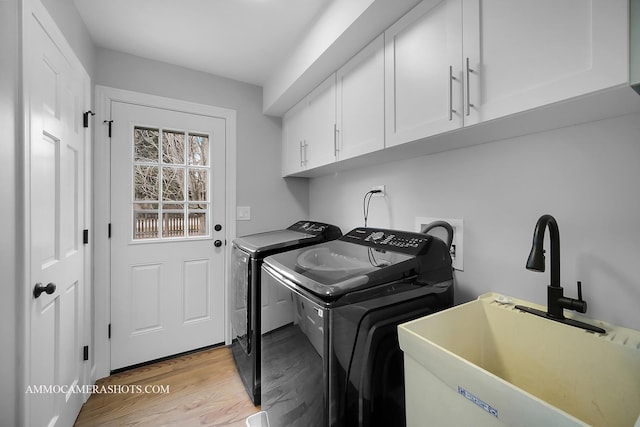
[341,227,432,255]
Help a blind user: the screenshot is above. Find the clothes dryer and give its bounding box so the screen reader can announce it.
[230,221,342,405]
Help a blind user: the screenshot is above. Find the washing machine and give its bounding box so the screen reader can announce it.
[259,227,454,427]
[230,220,342,405]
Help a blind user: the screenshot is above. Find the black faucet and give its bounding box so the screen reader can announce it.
[515,214,606,334]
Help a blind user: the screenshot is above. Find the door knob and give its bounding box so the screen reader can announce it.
[34,282,56,298]
[214,224,222,231]
[214,240,223,247]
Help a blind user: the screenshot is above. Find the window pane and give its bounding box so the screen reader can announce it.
[162,212,185,238]
[162,167,185,201]
[188,133,208,166]
[163,203,184,210]
[188,169,208,201]
[134,211,158,239]
[134,166,158,201]
[134,127,159,162]
[188,211,207,236]
[163,130,185,165]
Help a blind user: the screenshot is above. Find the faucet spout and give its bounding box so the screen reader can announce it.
[526,214,560,289]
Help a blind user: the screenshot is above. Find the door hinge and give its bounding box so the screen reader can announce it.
[83,345,89,361]
[83,110,95,128]
[83,229,89,244]
[108,223,111,238]
[108,323,111,339]
[104,120,113,137]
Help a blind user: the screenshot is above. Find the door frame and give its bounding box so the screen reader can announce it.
[19,0,92,424]
[93,85,237,379]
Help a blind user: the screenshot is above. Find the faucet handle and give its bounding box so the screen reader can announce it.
[577,281,583,301]
[569,281,587,313]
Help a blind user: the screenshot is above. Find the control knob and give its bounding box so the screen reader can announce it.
[370,231,385,241]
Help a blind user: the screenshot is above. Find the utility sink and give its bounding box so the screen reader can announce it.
[398,293,640,427]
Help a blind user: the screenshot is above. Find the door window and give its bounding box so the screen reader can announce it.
[133,126,210,240]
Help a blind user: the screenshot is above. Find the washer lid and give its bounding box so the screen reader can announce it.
[233,229,317,256]
[263,240,418,299]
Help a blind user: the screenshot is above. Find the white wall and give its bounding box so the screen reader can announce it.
[94,47,309,235]
[310,113,640,331]
[1,0,18,425]
[40,0,95,77]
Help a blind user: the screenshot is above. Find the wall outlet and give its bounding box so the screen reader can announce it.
[370,185,385,196]
[415,217,464,271]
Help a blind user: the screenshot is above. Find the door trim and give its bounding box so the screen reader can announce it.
[19,0,93,424]
[94,85,237,379]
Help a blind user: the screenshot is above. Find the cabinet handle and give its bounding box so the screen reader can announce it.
[449,65,457,121]
[299,140,303,167]
[333,124,339,156]
[303,139,308,166]
[466,57,475,116]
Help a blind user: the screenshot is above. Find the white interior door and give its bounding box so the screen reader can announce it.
[27,7,87,427]
[110,101,226,370]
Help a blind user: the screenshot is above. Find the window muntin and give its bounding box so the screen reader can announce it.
[133,127,210,240]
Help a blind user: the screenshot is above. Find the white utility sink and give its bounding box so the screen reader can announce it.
[398,292,640,427]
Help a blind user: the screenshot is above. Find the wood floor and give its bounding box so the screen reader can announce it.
[74,346,260,427]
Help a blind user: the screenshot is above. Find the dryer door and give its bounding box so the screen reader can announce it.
[231,245,251,353]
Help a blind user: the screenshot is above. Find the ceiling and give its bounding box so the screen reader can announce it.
[73,0,332,87]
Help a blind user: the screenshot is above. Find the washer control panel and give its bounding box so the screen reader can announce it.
[342,227,431,255]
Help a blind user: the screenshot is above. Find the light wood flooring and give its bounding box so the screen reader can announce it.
[74,346,259,427]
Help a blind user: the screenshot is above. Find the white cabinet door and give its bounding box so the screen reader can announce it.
[337,34,385,161]
[463,0,628,126]
[385,0,463,148]
[306,74,337,169]
[282,98,308,176]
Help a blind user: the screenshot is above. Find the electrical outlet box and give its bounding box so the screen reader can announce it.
[415,217,464,271]
[371,185,385,196]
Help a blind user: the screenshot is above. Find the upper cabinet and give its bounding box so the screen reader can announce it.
[385,0,463,148]
[463,0,628,126]
[283,0,631,177]
[385,0,628,147]
[306,75,337,169]
[282,97,308,176]
[336,34,385,161]
[281,75,337,176]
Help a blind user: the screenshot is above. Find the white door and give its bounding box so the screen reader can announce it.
[385,0,462,148]
[27,8,88,427]
[462,0,628,126]
[110,101,226,370]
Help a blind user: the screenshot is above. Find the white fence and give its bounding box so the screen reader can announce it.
[135,212,206,239]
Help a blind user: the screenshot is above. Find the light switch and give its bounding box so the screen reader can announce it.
[236,206,251,221]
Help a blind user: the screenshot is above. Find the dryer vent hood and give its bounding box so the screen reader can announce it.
[632,0,640,94]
